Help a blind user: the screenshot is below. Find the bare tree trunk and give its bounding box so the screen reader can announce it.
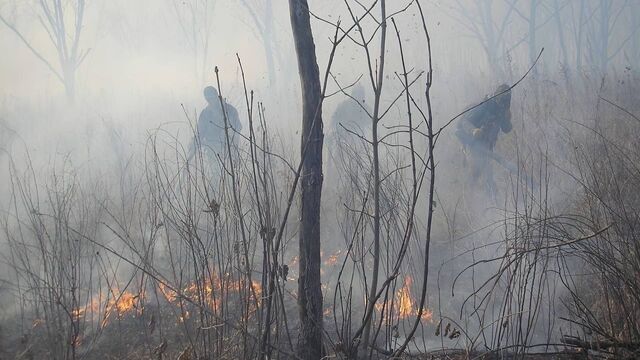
[63,62,77,101]
[288,0,324,358]
[575,0,586,70]
[361,1,387,356]
[553,0,569,73]
[263,0,277,86]
[529,0,538,68]
[597,0,612,75]
[0,0,88,103]
[632,3,640,70]
[169,0,216,86]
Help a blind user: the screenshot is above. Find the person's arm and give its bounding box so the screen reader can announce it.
[500,107,513,133]
[196,110,205,133]
[460,106,485,136]
[457,109,473,131]
[188,111,205,161]
[455,109,480,145]
[229,106,242,132]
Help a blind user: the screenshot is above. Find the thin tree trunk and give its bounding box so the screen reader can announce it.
[361,1,387,357]
[264,0,276,86]
[553,0,569,73]
[288,0,324,358]
[62,60,77,102]
[598,0,611,75]
[576,0,585,70]
[529,0,538,67]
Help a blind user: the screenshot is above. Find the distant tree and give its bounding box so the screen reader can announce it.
[169,0,216,85]
[628,2,640,70]
[237,0,279,86]
[585,0,640,75]
[499,0,568,73]
[506,0,566,74]
[552,0,570,72]
[565,1,640,75]
[449,0,519,77]
[529,1,540,67]
[0,0,90,101]
[448,0,609,77]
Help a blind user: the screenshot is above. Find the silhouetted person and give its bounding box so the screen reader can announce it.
[188,86,242,163]
[456,84,513,196]
[330,84,370,136]
[326,84,371,188]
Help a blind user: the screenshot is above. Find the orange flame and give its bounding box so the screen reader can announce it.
[66,274,265,335]
[398,276,414,319]
[158,283,178,303]
[156,275,263,321]
[109,291,137,314]
[373,275,433,323]
[69,288,141,330]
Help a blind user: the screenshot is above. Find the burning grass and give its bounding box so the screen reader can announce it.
[374,275,434,323]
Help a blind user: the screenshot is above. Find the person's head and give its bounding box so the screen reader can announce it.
[203,86,218,104]
[493,83,511,107]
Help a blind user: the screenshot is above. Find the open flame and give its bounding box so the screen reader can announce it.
[398,276,414,318]
[65,274,264,333]
[373,275,433,323]
[70,288,142,329]
[32,273,263,354]
[111,291,137,314]
[157,275,263,321]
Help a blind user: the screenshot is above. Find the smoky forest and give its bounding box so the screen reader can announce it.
[0,0,639,359]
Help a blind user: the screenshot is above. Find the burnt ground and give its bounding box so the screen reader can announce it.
[0,301,627,359]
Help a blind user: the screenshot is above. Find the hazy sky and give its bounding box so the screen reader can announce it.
[1,0,638,147]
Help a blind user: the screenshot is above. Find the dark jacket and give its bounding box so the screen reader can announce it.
[197,101,242,149]
[456,96,512,150]
[330,99,370,136]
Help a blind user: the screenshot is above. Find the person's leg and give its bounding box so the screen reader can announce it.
[484,159,497,201]
[469,147,483,187]
[207,147,222,187]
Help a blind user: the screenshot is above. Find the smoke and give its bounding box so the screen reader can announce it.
[1,0,640,358]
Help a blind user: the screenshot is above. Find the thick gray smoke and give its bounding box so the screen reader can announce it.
[1,1,639,359]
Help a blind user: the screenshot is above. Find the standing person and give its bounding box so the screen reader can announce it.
[188,86,242,165]
[323,84,371,264]
[455,84,513,196]
[326,83,371,188]
[330,83,370,136]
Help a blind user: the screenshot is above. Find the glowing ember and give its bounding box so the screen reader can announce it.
[324,250,341,266]
[32,318,44,328]
[158,283,178,303]
[72,307,86,318]
[251,280,262,299]
[72,334,82,347]
[290,256,299,267]
[374,301,385,314]
[420,307,433,322]
[179,311,190,322]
